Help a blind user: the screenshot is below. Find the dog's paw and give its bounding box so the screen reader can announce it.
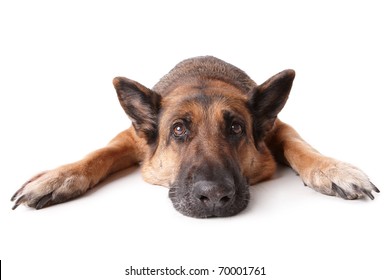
[11,165,91,210]
[300,159,380,200]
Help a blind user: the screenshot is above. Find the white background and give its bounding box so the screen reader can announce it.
[1,1,389,279]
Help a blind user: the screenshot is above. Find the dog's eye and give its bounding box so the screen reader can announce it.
[173,123,186,137]
[230,122,243,135]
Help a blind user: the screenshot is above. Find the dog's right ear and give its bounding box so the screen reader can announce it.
[113,77,161,143]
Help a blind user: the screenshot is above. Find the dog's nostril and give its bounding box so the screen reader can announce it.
[199,195,209,203]
[219,195,231,205]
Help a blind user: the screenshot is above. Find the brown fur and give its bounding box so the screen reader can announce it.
[11,56,379,217]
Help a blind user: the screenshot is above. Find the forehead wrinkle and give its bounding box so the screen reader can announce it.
[211,94,250,121]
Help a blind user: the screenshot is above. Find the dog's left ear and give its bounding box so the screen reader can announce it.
[113,77,161,143]
[249,69,295,141]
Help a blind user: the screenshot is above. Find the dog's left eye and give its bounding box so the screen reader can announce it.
[173,122,187,137]
[230,122,243,135]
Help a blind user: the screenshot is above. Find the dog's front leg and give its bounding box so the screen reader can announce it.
[11,127,145,209]
[267,119,379,199]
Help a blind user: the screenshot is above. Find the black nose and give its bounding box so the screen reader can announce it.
[193,181,235,209]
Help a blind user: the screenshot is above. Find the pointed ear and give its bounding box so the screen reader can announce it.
[248,69,295,141]
[113,77,161,143]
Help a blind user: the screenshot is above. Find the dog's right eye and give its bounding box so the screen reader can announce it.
[173,122,187,138]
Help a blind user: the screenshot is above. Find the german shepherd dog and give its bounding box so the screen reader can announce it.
[11,56,379,218]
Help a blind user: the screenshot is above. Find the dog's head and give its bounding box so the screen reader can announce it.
[113,69,295,218]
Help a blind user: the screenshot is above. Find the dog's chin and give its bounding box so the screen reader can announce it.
[168,185,250,218]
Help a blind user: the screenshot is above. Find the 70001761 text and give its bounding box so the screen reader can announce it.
[218,267,266,276]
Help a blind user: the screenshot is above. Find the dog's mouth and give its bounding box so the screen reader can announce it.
[168,180,250,218]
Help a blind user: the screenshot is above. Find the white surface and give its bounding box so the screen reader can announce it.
[1,1,389,279]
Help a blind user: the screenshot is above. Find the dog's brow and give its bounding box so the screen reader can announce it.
[222,109,245,124]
